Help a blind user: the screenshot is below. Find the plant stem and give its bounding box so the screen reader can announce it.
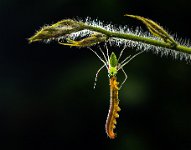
[84,24,191,54]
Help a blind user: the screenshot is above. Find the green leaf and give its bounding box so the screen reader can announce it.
[125,14,177,46]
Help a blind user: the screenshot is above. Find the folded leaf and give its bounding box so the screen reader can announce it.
[59,33,108,47]
[125,14,177,46]
[28,19,84,43]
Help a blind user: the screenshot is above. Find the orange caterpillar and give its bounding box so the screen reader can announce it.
[105,76,121,139]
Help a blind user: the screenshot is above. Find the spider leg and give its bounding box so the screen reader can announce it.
[88,47,108,69]
[117,50,145,89]
[119,55,131,66]
[93,64,106,89]
[104,43,110,62]
[118,44,127,62]
[118,50,145,70]
[119,67,128,90]
[98,45,109,64]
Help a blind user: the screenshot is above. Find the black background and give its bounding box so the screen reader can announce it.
[1,0,191,150]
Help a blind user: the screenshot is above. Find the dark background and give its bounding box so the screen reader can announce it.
[1,0,191,149]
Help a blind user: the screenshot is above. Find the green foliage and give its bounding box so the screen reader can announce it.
[29,14,191,62]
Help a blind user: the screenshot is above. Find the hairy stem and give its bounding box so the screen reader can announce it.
[83,24,191,54]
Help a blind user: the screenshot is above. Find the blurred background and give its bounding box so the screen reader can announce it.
[1,0,191,149]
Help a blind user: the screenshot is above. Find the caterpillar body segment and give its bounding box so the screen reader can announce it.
[105,76,121,139]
